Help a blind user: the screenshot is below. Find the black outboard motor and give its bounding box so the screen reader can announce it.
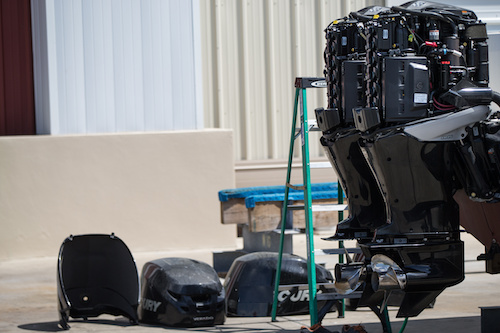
[138,258,225,327]
[57,233,139,329]
[317,5,393,241]
[319,129,387,240]
[224,252,333,317]
[317,0,500,325]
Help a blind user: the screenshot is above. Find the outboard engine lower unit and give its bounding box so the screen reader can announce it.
[138,258,225,327]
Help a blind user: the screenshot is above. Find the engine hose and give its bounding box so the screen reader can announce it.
[492,91,500,108]
[391,6,458,36]
[349,11,374,22]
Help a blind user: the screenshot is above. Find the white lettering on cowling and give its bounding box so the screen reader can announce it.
[142,298,161,312]
[277,290,310,302]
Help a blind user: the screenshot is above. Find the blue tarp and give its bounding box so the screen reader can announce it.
[218,182,340,208]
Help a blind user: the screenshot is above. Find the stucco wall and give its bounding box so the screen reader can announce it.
[0,129,236,261]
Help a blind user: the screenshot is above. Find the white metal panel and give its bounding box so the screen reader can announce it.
[31,0,203,135]
[488,34,500,103]
[293,0,329,159]
[267,0,295,160]
[55,0,87,134]
[214,0,246,156]
[142,0,173,131]
[202,0,382,161]
[192,0,204,130]
[241,0,269,160]
[199,0,219,129]
[82,0,116,133]
[111,0,145,132]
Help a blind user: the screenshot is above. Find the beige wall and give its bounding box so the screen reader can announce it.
[0,130,236,261]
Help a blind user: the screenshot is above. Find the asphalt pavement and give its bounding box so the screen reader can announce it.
[1,232,499,333]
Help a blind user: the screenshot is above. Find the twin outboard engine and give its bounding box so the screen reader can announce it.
[316,0,500,319]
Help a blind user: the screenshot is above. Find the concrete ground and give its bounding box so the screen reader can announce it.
[1,232,499,333]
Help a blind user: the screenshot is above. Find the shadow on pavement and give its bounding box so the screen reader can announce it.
[323,315,480,333]
[17,315,481,333]
[18,318,135,332]
[17,322,62,332]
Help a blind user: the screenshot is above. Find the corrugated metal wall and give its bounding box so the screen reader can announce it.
[201,0,383,161]
[31,0,203,135]
[29,0,382,151]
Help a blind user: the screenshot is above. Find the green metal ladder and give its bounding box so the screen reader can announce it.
[271,77,346,326]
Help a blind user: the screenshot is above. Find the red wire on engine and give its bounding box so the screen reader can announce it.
[433,96,455,111]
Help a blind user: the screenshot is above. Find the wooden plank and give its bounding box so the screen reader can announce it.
[220,195,347,232]
[220,198,248,224]
[248,202,282,232]
[292,199,343,230]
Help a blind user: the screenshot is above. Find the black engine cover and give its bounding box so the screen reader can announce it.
[138,258,225,327]
[224,252,333,317]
